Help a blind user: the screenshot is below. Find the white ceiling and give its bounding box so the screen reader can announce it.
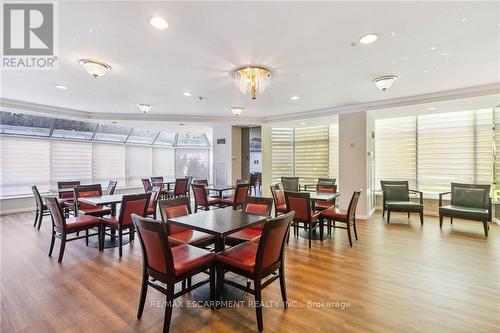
[2,1,500,120]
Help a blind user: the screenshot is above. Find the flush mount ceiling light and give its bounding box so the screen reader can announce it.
[372,75,398,91]
[79,59,111,78]
[137,104,152,113]
[359,33,378,44]
[53,84,68,90]
[150,16,168,29]
[231,106,244,116]
[290,95,301,100]
[233,66,271,100]
[182,91,192,97]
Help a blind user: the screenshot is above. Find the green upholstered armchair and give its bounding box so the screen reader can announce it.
[381,181,424,225]
[439,183,492,237]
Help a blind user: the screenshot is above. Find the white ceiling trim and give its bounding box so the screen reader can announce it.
[2,83,499,125]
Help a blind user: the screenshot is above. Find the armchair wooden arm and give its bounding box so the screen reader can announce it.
[409,189,423,204]
[439,192,451,207]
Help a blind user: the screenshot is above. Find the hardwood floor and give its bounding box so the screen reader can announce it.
[1,211,499,333]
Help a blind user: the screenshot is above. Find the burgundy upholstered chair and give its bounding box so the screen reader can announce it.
[220,183,251,210]
[158,197,215,248]
[314,184,337,211]
[106,180,118,195]
[132,214,215,333]
[57,181,80,216]
[270,184,288,217]
[74,184,111,217]
[216,211,295,332]
[141,178,152,193]
[320,190,362,247]
[284,191,321,249]
[32,185,50,230]
[146,186,161,219]
[226,197,273,245]
[192,183,221,212]
[171,178,190,198]
[102,193,150,257]
[45,196,103,262]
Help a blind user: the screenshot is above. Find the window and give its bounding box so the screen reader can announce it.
[0,137,50,196]
[271,128,294,184]
[52,119,97,140]
[92,143,126,187]
[94,124,131,142]
[153,148,175,179]
[175,149,209,179]
[127,128,158,144]
[294,126,329,185]
[50,141,92,188]
[0,111,53,137]
[154,132,176,146]
[176,132,209,147]
[126,146,152,186]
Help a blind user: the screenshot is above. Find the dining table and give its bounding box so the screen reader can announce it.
[206,184,236,199]
[78,194,126,249]
[168,207,269,304]
[49,187,76,194]
[299,191,340,240]
[152,179,176,190]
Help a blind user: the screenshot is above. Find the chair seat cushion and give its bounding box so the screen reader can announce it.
[66,215,102,231]
[320,207,347,220]
[102,215,133,227]
[315,200,334,210]
[386,201,423,212]
[216,241,258,273]
[276,204,287,213]
[226,227,262,242]
[147,207,155,215]
[172,244,215,276]
[220,197,234,205]
[79,206,111,217]
[59,199,75,208]
[168,229,215,246]
[439,205,488,220]
[207,197,221,205]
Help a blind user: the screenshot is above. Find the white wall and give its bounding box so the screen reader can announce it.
[231,126,242,185]
[212,124,233,186]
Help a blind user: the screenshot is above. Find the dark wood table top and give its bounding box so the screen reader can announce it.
[308,192,340,201]
[78,194,124,206]
[206,184,235,191]
[168,207,268,237]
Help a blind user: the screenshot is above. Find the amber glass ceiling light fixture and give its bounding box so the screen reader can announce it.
[233,66,271,99]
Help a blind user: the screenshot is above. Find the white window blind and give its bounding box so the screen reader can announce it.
[175,149,209,180]
[271,128,294,184]
[153,148,175,179]
[92,143,125,187]
[0,137,50,196]
[294,126,329,185]
[476,109,494,185]
[375,116,417,189]
[50,141,92,188]
[126,145,152,186]
[329,124,339,180]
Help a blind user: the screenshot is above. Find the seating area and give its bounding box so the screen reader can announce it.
[1,2,499,333]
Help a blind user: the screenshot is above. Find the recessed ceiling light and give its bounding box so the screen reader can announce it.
[290,96,301,100]
[300,122,306,126]
[53,84,68,90]
[359,33,378,44]
[460,18,468,22]
[423,69,429,73]
[136,104,152,113]
[427,107,437,111]
[429,46,437,51]
[441,52,452,56]
[182,92,192,97]
[150,16,168,29]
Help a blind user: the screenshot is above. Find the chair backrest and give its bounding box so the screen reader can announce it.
[270,184,286,207]
[141,178,152,193]
[106,180,118,195]
[174,178,190,196]
[158,197,191,234]
[192,179,209,187]
[236,179,249,185]
[45,196,67,231]
[151,176,164,183]
[281,177,299,191]
[31,185,44,208]
[233,183,251,207]
[450,183,490,209]
[249,173,258,186]
[316,183,337,194]
[284,191,312,222]
[243,196,273,216]
[255,211,295,273]
[74,184,102,212]
[346,190,362,221]
[117,193,150,226]
[57,181,80,199]
[317,178,336,186]
[380,180,410,202]
[132,214,174,276]
[148,186,161,211]
[192,183,209,206]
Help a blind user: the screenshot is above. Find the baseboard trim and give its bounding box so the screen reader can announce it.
[0,208,34,216]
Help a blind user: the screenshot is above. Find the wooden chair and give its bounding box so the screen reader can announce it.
[132,214,215,333]
[45,196,103,262]
[32,185,50,230]
[102,193,150,257]
[319,190,362,247]
[57,181,80,216]
[158,197,215,248]
[169,178,190,198]
[249,173,258,194]
[220,183,251,210]
[281,177,299,191]
[146,186,161,219]
[74,184,111,217]
[314,184,337,211]
[226,197,273,245]
[216,211,295,332]
[192,183,221,212]
[106,180,118,195]
[141,178,152,193]
[284,191,320,249]
[270,184,288,217]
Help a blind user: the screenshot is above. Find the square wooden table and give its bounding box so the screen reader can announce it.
[206,184,235,199]
[299,192,340,240]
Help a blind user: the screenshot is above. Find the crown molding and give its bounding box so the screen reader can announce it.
[265,82,500,123]
[0,98,265,124]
